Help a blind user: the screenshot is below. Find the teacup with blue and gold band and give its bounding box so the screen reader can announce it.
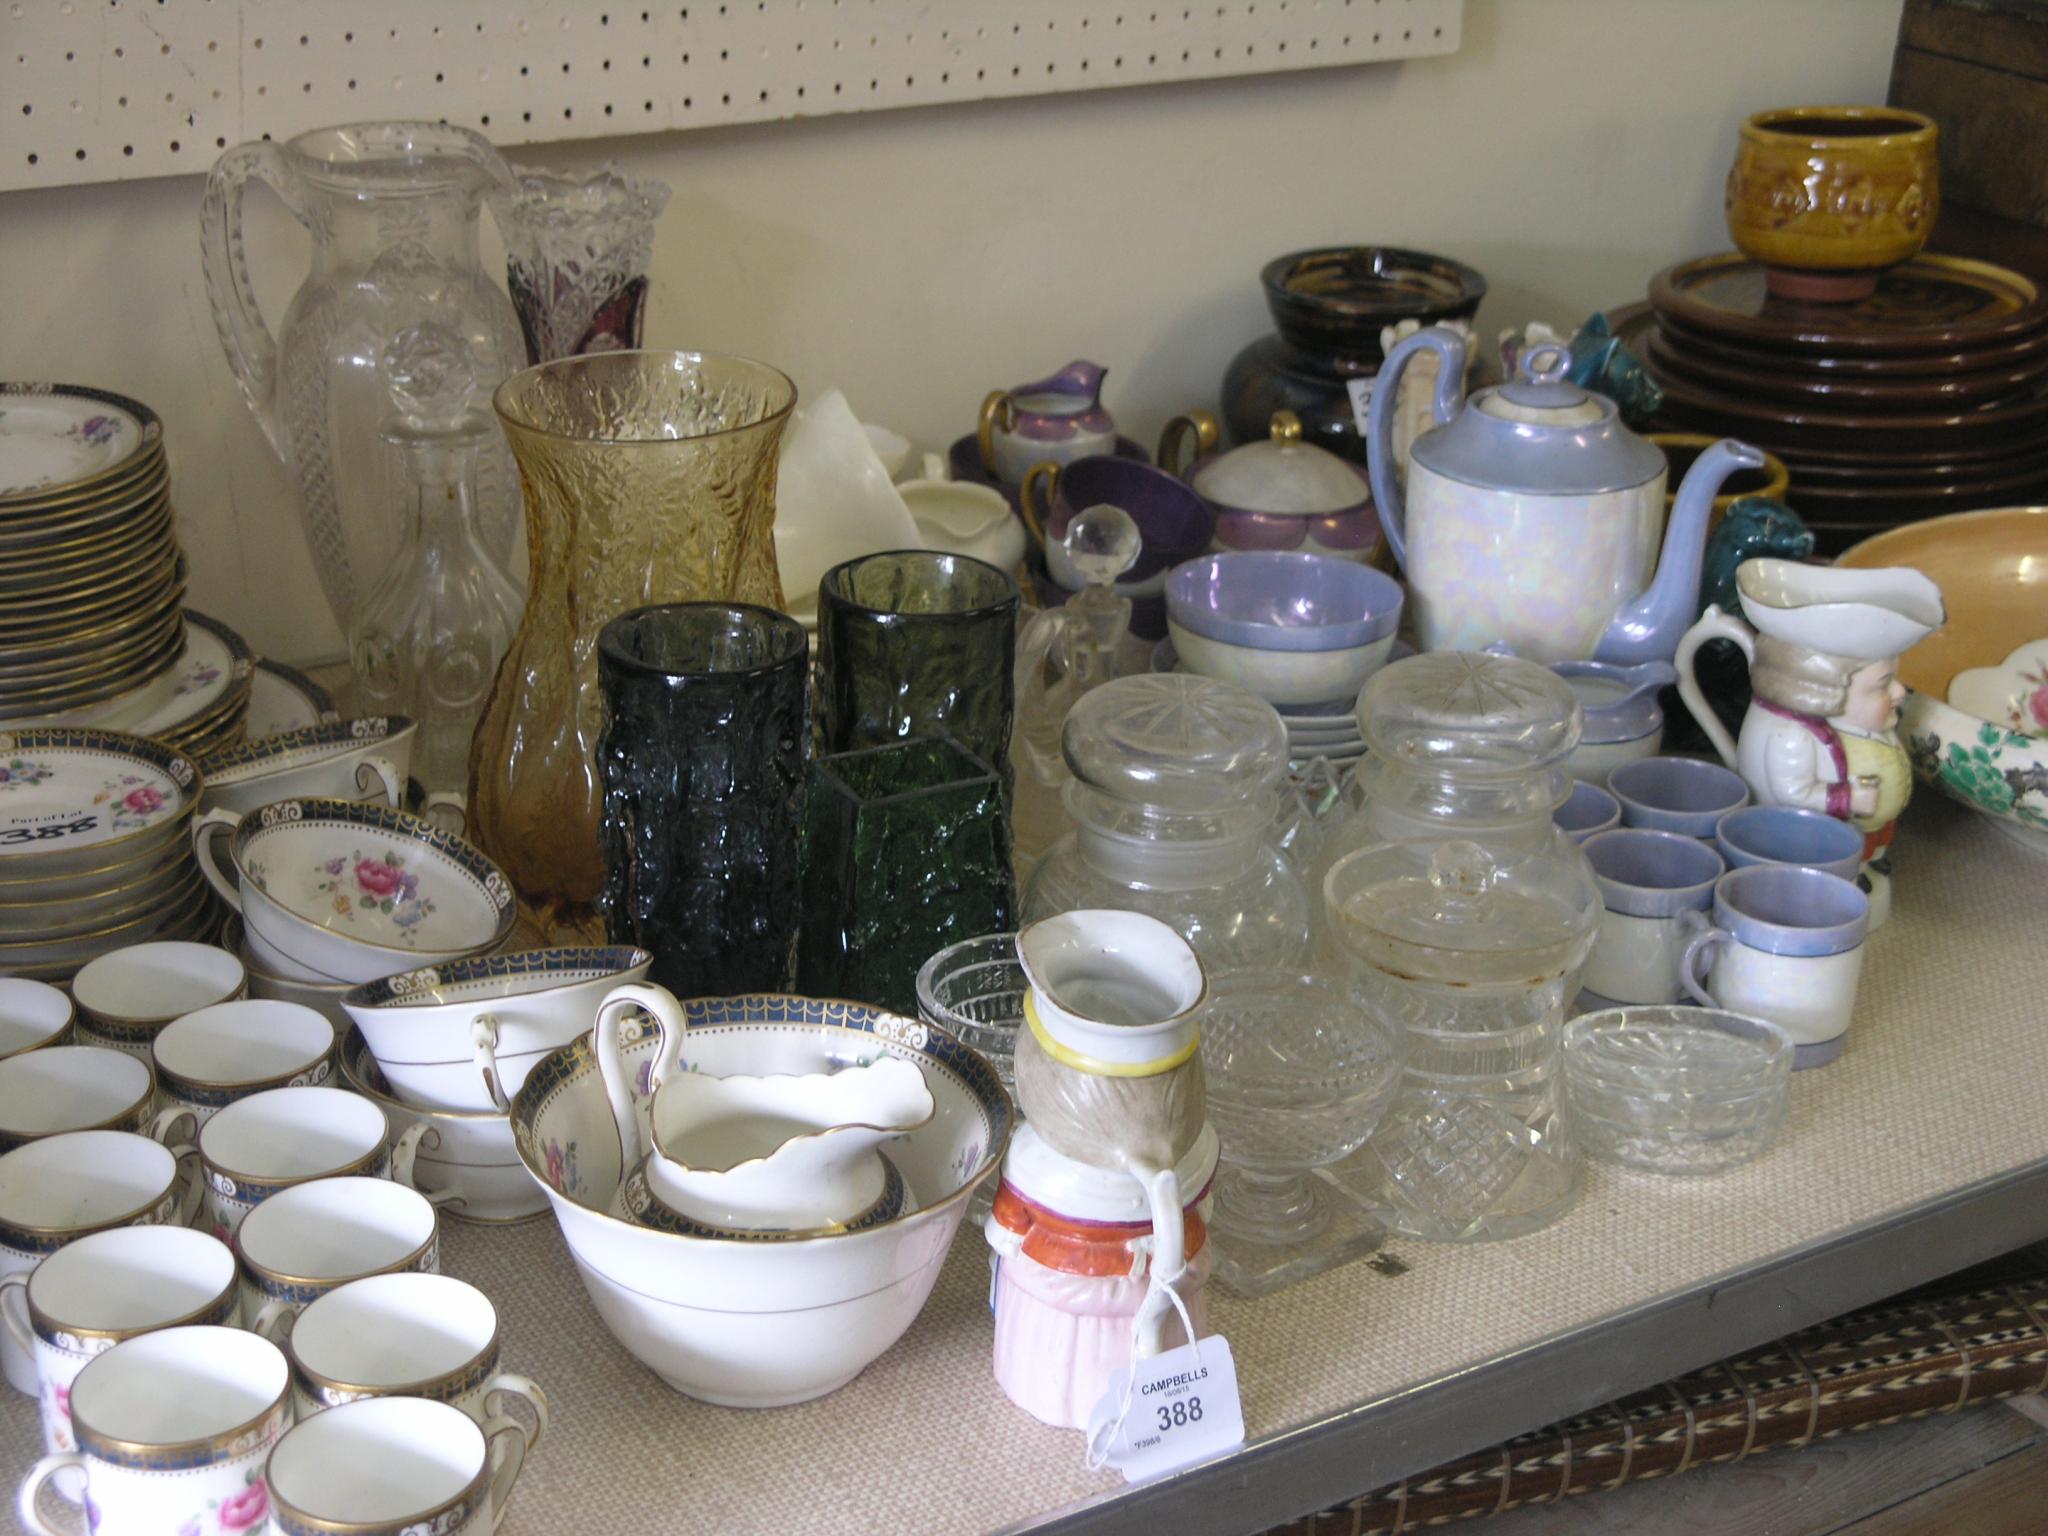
[0,1044,179,1155]
[285,1272,549,1448]
[0,1225,240,1458]
[0,1129,202,1398]
[235,1175,441,1342]
[151,998,336,1130]
[265,1396,532,1536]
[196,1084,410,1241]
[15,1325,290,1536]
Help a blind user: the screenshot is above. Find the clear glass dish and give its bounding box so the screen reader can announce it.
[1563,1005,1792,1175]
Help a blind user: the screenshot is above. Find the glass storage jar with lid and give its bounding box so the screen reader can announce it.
[1323,651,1600,1242]
[1021,673,1311,977]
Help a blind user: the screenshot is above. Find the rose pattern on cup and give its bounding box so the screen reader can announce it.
[0,757,55,789]
[170,1466,269,1535]
[312,850,438,933]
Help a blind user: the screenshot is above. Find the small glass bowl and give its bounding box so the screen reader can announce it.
[915,934,1026,1091]
[1563,1006,1792,1176]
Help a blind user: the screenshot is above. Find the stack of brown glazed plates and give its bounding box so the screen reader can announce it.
[1617,252,2048,554]
[0,384,191,724]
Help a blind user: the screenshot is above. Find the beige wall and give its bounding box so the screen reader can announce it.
[0,0,1900,664]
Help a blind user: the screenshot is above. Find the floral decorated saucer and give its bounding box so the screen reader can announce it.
[132,611,255,740]
[0,728,198,872]
[1949,638,2048,738]
[0,386,150,499]
[245,660,340,737]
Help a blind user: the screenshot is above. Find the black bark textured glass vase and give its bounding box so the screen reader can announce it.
[814,550,1020,779]
[795,735,1016,1016]
[597,602,809,996]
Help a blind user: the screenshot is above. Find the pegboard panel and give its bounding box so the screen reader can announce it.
[2,0,1461,192]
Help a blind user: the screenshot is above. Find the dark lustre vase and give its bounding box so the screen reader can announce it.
[1220,246,1487,464]
[597,602,809,997]
[814,551,1020,784]
[795,737,1016,1016]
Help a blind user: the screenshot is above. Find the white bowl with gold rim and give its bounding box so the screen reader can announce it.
[510,993,1011,1406]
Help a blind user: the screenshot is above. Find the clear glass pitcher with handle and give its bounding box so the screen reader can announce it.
[201,122,528,633]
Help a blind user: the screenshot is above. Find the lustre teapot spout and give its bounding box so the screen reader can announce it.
[1366,328,1765,665]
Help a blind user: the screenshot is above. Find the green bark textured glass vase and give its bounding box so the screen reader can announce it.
[795,736,1016,1015]
[597,602,809,998]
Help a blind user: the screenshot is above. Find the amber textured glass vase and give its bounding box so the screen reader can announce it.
[469,351,796,936]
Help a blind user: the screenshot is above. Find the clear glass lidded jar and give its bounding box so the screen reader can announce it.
[1022,673,1311,978]
[1323,652,1600,1242]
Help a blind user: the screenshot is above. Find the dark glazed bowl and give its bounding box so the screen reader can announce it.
[1260,246,1488,357]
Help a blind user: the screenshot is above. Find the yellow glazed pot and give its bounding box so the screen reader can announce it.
[1724,106,1939,301]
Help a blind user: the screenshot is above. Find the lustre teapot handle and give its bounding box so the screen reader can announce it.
[1154,409,1220,478]
[199,141,303,460]
[1673,605,1755,771]
[976,390,1018,476]
[593,983,688,1176]
[1364,325,1469,572]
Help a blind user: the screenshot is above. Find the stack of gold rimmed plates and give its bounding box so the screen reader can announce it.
[128,609,258,759]
[0,728,213,980]
[0,385,188,723]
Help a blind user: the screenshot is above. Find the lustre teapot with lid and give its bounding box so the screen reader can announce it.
[1365,328,1765,666]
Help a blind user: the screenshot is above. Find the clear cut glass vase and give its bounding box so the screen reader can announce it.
[200,122,529,633]
[469,351,796,937]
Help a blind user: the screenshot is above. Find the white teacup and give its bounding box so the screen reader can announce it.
[265,1396,530,1536]
[0,1129,203,1395]
[286,1272,548,1443]
[0,1225,239,1456]
[1682,864,1871,1069]
[236,1175,441,1341]
[0,979,73,1060]
[0,1045,185,1155]
[16,1325,290,1536]
[152,1000,336,1128]
[197,1085,427,1241]
[198,715,416,816]
[70,942,247,1059]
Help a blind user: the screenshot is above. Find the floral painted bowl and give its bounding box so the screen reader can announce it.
[338,1027,549,1225]
[510,994,1012,1407]
[341,946,654,1113]
[1839,507,2048,852]
[191,798,517,985]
